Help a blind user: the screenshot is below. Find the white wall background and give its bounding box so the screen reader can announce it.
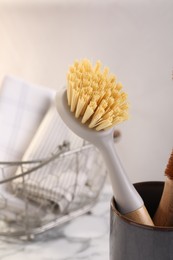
[0,0,172,183]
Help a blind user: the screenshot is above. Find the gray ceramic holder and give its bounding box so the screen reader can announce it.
[110,181,173,260]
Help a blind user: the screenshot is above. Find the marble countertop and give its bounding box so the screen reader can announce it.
[0,183,112,260]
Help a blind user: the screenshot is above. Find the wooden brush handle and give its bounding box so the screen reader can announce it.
[124,205,154,226]
[153,178,173,226]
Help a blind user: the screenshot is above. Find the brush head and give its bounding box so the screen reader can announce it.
[66,59,129,131]
[56,88,114,145]
[165,149,173,179]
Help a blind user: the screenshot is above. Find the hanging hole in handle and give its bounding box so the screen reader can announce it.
[113,130,121,142]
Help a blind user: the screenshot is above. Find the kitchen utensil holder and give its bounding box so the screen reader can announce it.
[110,181,173,260]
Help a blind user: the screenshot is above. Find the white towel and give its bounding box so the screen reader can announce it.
[11,103,83,163]
[0,75,55,169]
[12,103,90,212]
[0,75,55,221]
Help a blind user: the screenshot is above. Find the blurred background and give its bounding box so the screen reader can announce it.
[0,0,172,183]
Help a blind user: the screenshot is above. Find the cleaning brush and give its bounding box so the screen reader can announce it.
[56,59,153,225]
[67,60,128,131]
[153,149,173,226]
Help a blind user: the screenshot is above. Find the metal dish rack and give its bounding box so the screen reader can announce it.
[0,131,120,240]
[0,141,107,240]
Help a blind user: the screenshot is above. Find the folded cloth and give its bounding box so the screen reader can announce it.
[11,103,83,163]
[0,75,55,220]
[0,75,55,171]
[12,103,94,212]
[0,191,45,225]
[13,170,90,213]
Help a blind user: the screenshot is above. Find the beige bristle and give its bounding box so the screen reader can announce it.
[66,59,129,131]
[165,150,173,179]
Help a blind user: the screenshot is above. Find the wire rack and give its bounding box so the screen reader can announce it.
[0,140,108,240]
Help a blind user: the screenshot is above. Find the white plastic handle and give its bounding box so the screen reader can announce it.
[56,89,143,214]
[96,134,143,214]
